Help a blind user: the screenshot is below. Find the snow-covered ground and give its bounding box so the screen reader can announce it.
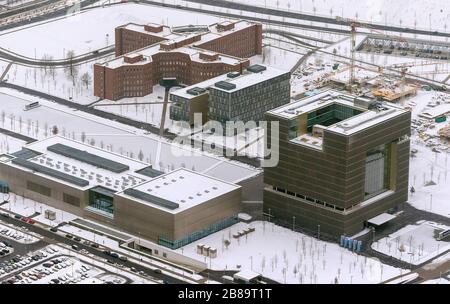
[407,91,450,218]
[228,0,450,33]
[0,88,260,183]
[4,58,111,105]
[371,221,450,265]
[0,3,221,58]
[0,133,25,154]
[176,221,404,284]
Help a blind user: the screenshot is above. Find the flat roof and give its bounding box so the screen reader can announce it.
[47,143,130,173]
[171,65,288,99]
[210,65,289,93]
[102,20,257,70]
[121,22,172,37]
[103,44,244,69]
[7,136,150,191]
[267,90,408,135]
[117,168,240,214]
[233,270,261,281]
[367,213,396,226]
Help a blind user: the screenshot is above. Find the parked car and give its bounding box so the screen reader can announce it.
[50,227,58,233]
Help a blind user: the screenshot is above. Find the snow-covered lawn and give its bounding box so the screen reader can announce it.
[177,221,404,284]
[371,221,450,265]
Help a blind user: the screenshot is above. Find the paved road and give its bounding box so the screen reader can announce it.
[0,0,56,19]
[0,46,114,67]
[0,0,98,32]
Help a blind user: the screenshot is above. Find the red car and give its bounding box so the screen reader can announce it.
[27,219,36,225]
[20,217,29,223]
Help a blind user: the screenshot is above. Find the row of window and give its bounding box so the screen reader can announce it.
[26,181,80,208]
[272,186,349,213]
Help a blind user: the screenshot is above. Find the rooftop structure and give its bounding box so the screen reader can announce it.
[117,168,240,214]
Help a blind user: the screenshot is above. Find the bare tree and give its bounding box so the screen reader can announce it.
[81,72,92,89]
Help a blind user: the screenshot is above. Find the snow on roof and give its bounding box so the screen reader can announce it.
[171,65,288,99]
[210,65,289,93]
[233,269,261,281]
[102,44,244,69]
[268,90,408,135]
[8,136,150,190]
[122,23,172,37]
[419,104,450,119]
[116,168,240,214]
[367,213,397,226]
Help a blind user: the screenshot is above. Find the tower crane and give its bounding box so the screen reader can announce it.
[335,16,408,93]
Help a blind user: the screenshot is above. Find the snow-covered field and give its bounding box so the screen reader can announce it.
[177,221,404,284]
[0,133,25,154]
[371,221,450,265]
[4,58,110,105]
[0,3,221,58]
[229,0,450,32]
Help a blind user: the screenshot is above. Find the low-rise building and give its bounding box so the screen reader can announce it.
[0,136,251,249]
[94,20,262,101]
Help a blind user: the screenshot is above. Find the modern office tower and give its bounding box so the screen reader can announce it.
[169,64,291,125]
[263,90,411,237]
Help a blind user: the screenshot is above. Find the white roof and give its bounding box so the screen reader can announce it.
[368,213,396,226]
[210,66,289,93]
[268,90,408,135]
[171,65,288,99]
[117,168,240,214]
[233,270,261,281]
[11,136,150,190]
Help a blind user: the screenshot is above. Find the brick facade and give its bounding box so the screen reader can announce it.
[94,20,261,101]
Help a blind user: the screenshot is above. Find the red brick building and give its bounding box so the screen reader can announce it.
[94,20,262,101]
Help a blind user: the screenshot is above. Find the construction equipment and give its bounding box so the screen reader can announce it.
[336,16,408,93]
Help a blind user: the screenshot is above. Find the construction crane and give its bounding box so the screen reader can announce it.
[336,16,409,93]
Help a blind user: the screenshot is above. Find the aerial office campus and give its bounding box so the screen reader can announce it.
[0,0,449,286]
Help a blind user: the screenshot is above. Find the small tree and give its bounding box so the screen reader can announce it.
[224,239,231,250]
[81,72,92,89]
[51,125,59,135]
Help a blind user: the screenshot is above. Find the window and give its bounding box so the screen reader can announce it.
[364,144,391,199]
[27,181,51,197]
[63,193,80,207]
